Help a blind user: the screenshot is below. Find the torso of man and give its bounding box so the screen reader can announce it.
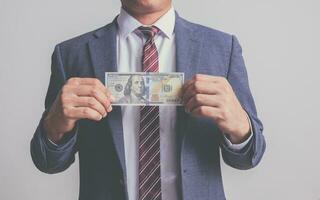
[116,7,179,200]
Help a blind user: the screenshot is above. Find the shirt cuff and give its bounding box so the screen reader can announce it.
[223,112,253,151]
[42,124,78,150]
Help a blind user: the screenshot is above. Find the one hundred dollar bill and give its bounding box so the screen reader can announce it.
[105,72,184,106]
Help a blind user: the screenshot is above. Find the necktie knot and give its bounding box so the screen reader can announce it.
[138,26,159,40]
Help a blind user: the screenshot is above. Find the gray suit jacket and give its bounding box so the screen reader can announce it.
[31,13,266,200]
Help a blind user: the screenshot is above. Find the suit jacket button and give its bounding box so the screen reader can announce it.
[119,178,124,186]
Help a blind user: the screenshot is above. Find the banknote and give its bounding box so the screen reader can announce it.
[105,72,184,106]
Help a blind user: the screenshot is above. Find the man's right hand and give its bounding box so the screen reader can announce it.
[43,78,114,143]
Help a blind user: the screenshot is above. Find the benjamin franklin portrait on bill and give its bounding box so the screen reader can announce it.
[119,75,149,104]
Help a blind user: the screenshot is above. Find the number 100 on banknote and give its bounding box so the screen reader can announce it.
[105,72,184,106]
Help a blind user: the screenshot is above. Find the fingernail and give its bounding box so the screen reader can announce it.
[103,113,107,118]
[109,105,113,111]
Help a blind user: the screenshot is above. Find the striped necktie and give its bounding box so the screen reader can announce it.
[138,26,161,200]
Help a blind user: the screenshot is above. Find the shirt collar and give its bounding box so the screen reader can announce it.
[117,6,175,39]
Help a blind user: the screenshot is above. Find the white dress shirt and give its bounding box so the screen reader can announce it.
[115,6,253,200]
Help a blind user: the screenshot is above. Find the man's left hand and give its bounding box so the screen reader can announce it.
[182,74,250,144]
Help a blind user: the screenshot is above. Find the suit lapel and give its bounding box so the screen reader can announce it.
[88,20,118,83]
[175,13,201,80]
[175,13,210,199]
[175,12,201,152]
[88,19,127,178]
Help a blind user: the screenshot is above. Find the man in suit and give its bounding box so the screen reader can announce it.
[31,0,266,199]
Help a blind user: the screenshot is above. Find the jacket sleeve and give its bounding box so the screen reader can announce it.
[220,35,266,170]
[30,44,78,174]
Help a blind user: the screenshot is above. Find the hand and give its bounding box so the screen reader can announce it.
[182,74,250,144]
[43,78,114,143]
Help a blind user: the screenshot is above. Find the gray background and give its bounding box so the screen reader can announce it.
[1,0,319,199]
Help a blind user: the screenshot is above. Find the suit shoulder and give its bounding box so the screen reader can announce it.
[178,17,239,71]
[181,19,232,38]
[55,22,112,51]
[179,18,234,47]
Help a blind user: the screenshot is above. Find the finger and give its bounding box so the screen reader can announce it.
[190,106,221,121]
[182,81,220,104]
[67,77,113,99]
[68,77,102,86]
[74,85,112,112]
[69,107,103,121]
[106,104,113,112]
[73,96,107,117]
[182,79,194,92]
[182,74,225,92]
[185,94,221,113]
